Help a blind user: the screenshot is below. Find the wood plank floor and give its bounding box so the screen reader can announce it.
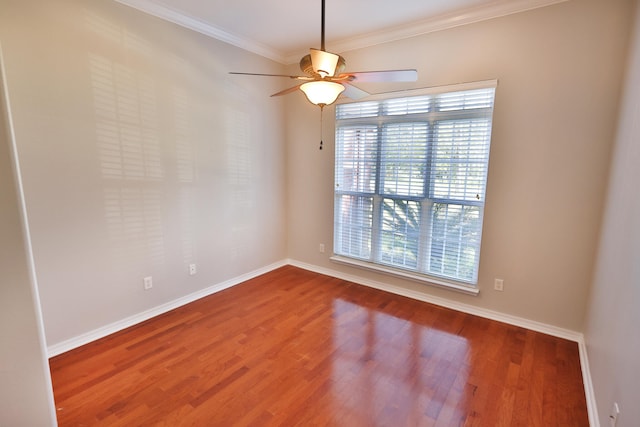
[49,266,588,426]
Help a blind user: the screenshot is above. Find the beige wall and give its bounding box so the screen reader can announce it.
[0,0,288,346]
[285,0,634,331]
[0,0,637,424]
[0,49,56,426]
[584,2,640,425]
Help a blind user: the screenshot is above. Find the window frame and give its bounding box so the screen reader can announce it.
[331,80,497,295]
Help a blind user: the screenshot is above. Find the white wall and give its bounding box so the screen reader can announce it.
[0,0,287,347]
[285,0,635,331]
[0,50,56,426]
[584,2,640,426]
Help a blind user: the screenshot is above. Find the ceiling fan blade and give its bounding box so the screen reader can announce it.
[270,84,303,97]
[230,72,312,80]
[341,83,370,100]
[341,69,418,83]
[310,48,340,77]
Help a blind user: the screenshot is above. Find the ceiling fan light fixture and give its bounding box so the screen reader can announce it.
[229,0,417,111]
[300,80,345,107]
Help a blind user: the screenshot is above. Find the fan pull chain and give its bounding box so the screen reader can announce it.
[319,106,324,150]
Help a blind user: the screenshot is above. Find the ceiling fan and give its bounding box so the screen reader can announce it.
[230,0,418,108]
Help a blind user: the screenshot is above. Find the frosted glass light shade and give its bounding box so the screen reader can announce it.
[300,81,345,106]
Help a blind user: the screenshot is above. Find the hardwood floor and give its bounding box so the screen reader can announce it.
[49,266,588,426]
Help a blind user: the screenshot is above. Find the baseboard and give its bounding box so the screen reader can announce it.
[47,260,288,357]
[577,337,600,427]
[287,258,600,426]
[47,258,600,427]
[287,259,582,340]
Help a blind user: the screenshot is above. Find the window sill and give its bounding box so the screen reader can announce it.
[330,255,480,296]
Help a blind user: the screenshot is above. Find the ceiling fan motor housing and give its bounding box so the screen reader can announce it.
[300,53,346,77]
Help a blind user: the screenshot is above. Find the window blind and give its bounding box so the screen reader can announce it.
[334,84,496,286]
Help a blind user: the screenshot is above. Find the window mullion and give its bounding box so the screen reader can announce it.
[371,119,384,263]
[418,98,437,274]
[417,199,432,273]
[371,195,383,264]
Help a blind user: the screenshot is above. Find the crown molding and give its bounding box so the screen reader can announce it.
[114,0,567,66]
[283,0,569,63]
[113,0,286,63]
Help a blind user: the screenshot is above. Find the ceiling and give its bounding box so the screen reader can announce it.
[115,0,566,63]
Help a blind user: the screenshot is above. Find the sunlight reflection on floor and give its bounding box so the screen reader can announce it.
[331,298,470,425]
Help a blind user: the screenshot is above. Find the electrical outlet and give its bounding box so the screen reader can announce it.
[610,402,620,427]
[143,276,153,290]
[494,278,504,291]
[189,263,197,276]
[319,243,325,253]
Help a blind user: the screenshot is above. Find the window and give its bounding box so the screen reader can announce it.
[333,82,496,289]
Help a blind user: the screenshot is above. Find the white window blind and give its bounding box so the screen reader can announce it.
[334,84,496,286]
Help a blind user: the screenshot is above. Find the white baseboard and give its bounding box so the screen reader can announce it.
[287,258,600,427]
[47,260,288,357]
[287,258,582,340]
[47,258,599,427]
[577,337,600,427]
